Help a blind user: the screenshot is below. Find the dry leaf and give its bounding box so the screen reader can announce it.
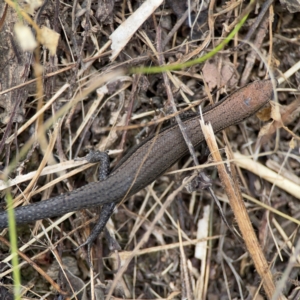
[40,26,60,56]
[202,59,239,91]
[14,23,37,51]
[258,122,273,138]
[258,97,300,142]
[289,137,296,149]
[256,104,272,121]
[24,0,44,15]
[270,102,282,122]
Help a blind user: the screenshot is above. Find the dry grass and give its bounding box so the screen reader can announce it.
[0,0,300,299]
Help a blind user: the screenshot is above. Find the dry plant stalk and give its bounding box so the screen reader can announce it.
[199,119,286,300]
[234,152,300,200]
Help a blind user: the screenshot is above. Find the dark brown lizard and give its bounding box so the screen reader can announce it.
[0,79,274,242]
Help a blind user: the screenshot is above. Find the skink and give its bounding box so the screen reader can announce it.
[0,79,273,228]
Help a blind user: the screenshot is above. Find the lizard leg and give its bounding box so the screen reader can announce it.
[75,151,120,266]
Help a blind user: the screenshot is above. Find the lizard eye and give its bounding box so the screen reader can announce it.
[244,97,251,106]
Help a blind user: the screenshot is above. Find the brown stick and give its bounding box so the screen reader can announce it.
[199,118,286,300]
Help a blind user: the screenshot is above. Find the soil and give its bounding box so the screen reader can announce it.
[0,0,300,299]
